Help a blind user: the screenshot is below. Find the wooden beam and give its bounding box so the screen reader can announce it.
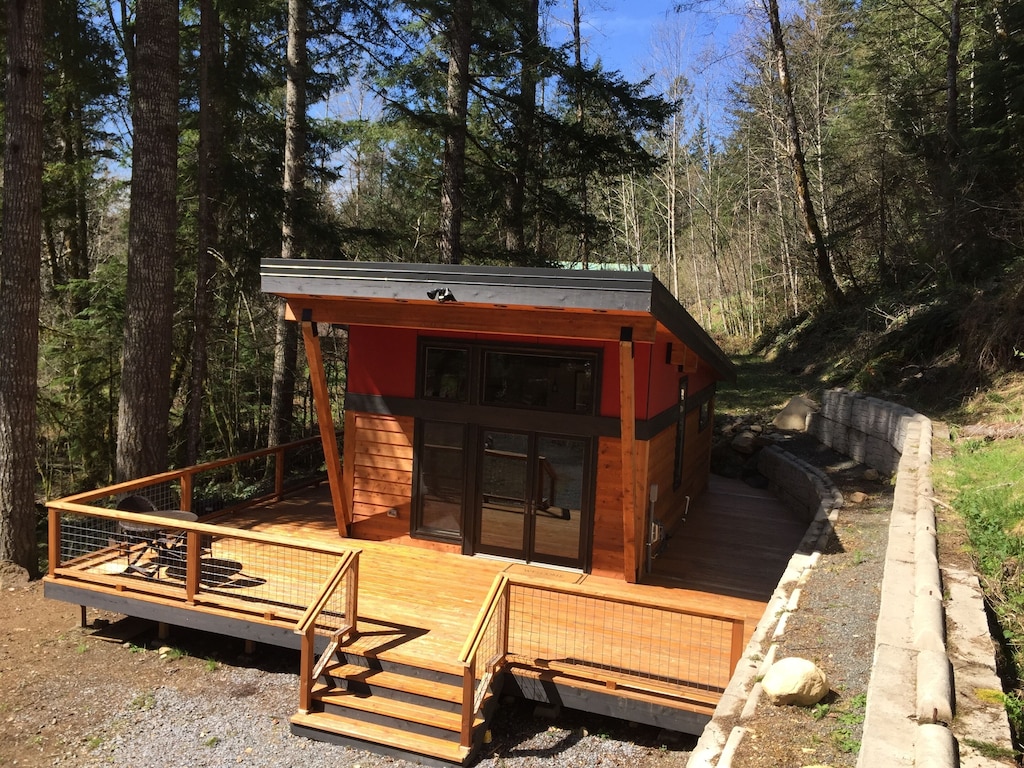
[618,335,639,584]
[301,319,349,537]
[669,343,700,373]
[282,297,659,343]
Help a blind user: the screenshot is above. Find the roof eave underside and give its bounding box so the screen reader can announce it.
[261,259,736,382]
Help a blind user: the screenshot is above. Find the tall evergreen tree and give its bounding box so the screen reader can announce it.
[1,0,45,573]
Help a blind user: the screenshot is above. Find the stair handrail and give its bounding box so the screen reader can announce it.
[295,548,361,713]
[457,572,510,748]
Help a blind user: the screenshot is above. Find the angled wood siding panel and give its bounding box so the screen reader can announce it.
[348,412,413,530]
[344,411,461,553]
[591,436,625,579]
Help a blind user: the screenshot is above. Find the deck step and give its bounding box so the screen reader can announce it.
[321,663,464,711]
[291,710,471,766]
[314,685,483,735]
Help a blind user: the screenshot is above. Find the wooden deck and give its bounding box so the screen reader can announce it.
[201,473,802,672]
[45,472,808,763]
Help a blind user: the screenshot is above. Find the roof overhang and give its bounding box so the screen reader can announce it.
[261,259,736,382]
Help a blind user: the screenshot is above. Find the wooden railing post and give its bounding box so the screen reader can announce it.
[48,507,60,576]
[180,473,193,513]
[275,444,286,501]
[730,618,746,674]
[346,552,360,640]
[185,530,202,603]
[460,662,475,748]
[298,624,315,713]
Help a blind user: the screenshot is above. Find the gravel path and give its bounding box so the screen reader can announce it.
[73,652,691,768]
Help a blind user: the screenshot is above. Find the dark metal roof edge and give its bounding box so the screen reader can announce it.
[260,258,656,295]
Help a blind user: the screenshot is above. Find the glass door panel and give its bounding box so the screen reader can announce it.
[477,431,530,556]
[531,436,586,564]
[475,430,589,569]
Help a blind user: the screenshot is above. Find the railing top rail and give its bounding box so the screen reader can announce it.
[295,549,360,634]
[502,573,749,625]
[52,434,333,506]
[458,572,510,665]
[48,500,353,557]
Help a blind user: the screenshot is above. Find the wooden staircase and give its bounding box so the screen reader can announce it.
[290,646,498,767]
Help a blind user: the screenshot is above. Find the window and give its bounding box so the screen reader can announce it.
[673,379,687,489]
[481,351,595,414]
[414,420,466,539]
[699,398,711,431]
[422,346,469,402]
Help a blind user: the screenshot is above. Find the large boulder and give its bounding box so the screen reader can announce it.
[772,395,818,431]
[761,657,829,706]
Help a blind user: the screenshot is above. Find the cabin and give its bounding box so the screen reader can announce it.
[261,259,736,582]
[44,261,813,767]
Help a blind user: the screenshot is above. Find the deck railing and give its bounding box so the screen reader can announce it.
[458,573,747,748]
[46,501,354,626]
[295,549,361,713]
[52,434,329,519]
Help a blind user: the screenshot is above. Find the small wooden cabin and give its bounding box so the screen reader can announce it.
[261,260,735,584]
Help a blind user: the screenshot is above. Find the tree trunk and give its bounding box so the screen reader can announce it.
[0,0,45,574]
[439,0,473,265]
[504,0,538,257]
[116,0,179,481]
[572,0,590,267]
[269,0,308,447]
[764,0,843,305]
[186,0,224,465]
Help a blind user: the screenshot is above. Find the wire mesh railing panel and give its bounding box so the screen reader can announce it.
[59,515,122,566]
[196,536,343,616]
[506,583,738,693]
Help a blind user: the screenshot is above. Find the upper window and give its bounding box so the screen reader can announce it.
[482,351,595,414]
[422,346,469,402]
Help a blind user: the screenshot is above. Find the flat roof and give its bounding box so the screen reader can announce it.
[261,259,735,380]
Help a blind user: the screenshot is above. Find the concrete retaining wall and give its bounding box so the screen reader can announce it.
[688,388,956,768]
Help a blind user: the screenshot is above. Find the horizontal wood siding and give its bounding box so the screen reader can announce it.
[649,405,714,535]
[591,436,625,579]
[344,411,460,553]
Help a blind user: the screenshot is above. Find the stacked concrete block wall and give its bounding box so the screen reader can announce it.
[807,388,919,475]
[808,389,954,768]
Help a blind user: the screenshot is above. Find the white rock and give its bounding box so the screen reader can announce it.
[772,396,818,431]
[761,657,829,706]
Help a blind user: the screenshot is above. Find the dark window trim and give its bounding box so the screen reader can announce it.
[673,377,688,490]
[417,337,602,418]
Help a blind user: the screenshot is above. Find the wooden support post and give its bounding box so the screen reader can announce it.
[48,507,60,576]
[158,622,170,641]
[80,605,87,628]
[301,315,348,536]
[244,639,256,655]
[618,331,639,583]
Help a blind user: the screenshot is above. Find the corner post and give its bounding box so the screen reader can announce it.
[618,328,639,583]
[300,310,348,536]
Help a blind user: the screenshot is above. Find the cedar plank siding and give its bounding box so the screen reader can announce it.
[591,436,625,578]
[344,411,460,553]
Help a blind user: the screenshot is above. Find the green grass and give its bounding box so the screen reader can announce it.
[715,354,822,419]
[937,439,1024,737]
